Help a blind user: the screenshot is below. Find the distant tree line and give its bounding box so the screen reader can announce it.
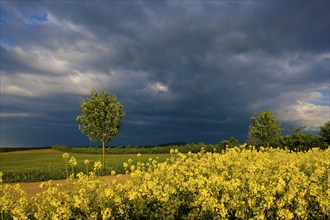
[52,143,226,154]
[0,147,50,153]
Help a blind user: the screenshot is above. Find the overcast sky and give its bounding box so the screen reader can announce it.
[1,1,329,147]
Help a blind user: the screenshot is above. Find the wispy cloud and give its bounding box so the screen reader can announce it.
[0,112,32,118]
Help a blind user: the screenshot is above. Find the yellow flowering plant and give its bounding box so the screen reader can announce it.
[94,161,102,176]
[1,146,329,219]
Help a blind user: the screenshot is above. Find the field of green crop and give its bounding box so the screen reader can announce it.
[0,149,170,183]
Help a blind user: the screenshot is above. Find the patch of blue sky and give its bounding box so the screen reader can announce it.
[0,6,10,28]
[0,36,16,47]
[0,16,4,27]
[23,12,48,31]
[28,12,48,23]
[310,87,330,106]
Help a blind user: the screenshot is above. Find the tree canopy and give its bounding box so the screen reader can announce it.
[319,121,330,145]
[76,90,125,166]
[219,137,239,148]
[249,110,282,147]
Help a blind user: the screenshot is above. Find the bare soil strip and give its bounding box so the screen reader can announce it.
[4,175,130,199]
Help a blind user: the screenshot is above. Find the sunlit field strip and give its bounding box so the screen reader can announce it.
[0,150,170,169]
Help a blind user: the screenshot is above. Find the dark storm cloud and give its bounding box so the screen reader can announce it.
[1,1,329,147]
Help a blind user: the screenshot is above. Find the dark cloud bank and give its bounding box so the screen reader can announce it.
[1,1,329,147]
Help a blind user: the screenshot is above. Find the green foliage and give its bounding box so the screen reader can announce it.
[219,137,239,148]
[76,90,125,166]
[249,110,282,147]
[76,90,125,143]
[52,143,227,155]
[279,126,327,151]
[0,147,45,153]
[2,167,68,183]
[320,121,330,145]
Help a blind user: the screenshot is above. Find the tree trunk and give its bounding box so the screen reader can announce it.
[102,141,105,168]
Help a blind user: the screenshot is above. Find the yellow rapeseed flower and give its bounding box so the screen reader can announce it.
[68,156,77,166]
[62,153,69,159]
[94,161,102,171]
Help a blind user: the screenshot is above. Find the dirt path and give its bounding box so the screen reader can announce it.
[5,175,130,199]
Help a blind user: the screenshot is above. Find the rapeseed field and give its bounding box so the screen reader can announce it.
[1,145,329,219]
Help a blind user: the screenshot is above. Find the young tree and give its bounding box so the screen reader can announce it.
[76,90,125,167]
[249,110,282,147]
